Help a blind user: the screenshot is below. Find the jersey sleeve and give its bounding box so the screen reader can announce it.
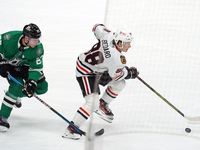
[0,34,4,60]
[110,66,128,81]
[28,56,44,81]
[107,55,129,81]
[92,24,111,40]
[25,44,44,81]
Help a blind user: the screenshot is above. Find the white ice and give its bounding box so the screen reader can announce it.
[0,0,200,150]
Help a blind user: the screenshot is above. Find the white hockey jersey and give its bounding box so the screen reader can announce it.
[76,24,129,81]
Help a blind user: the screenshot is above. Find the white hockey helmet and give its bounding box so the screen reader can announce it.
[114,30,133,48]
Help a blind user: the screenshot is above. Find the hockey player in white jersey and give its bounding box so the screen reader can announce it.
[62,23,139,139]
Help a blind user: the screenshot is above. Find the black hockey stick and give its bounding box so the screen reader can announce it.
[137,76,200,122]
[7,73,104,137]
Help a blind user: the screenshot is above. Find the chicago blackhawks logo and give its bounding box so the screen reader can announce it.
[120,55,126,64]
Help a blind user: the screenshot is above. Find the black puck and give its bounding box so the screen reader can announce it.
[185,128,191,133]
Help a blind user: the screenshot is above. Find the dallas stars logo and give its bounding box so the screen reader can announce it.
[8,57,23,66]
[4,34,11,41]
[36,48,42,56]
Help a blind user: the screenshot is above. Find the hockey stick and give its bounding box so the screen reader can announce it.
[7,73,104,137]
[137,76,200,122]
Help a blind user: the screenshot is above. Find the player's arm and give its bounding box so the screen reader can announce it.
[109,66,127,81]
[109,66,139,81]
[22,56,44,98]
[28,56,44,81]
[22,45,44,98]
[92,23,111,40]
[108,56,139,81]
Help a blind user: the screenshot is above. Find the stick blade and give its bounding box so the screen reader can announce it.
[184,115,200,123]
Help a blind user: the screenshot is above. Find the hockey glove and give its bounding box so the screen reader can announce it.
[0,64,8,78]
[22,79,37,98]
[125,66,139,79]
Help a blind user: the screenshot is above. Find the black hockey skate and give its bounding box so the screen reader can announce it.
[95,99,114,123]
[0,115,10,132]
[62,122,82,140]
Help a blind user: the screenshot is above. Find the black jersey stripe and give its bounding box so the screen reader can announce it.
[76,67,85,75]
[4,97,15,105]
[77,57,93,72]
[77,110,88,120]
[105,89,116,99]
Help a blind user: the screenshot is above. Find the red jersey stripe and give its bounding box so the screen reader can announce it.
[107,86,118,96]
[83,76,90,95]
[80,107,90,117]
[77,61,89,74]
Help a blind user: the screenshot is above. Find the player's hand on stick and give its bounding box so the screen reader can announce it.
[125,66,139,79]
[22,79,37,98]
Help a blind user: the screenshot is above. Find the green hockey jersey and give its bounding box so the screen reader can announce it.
[0,31,44,81]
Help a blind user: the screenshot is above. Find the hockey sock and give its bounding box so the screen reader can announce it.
[0,92,17,118]
[101,86,118,104]
[102,80,126,104]
[72,93,99,127]
[72,107,90,127]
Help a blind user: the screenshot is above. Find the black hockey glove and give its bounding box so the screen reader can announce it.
[0,62,8,78]
[125,66,139,79]
[22,79,37,98]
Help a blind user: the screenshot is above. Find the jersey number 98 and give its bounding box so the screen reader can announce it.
[84,42,104,65]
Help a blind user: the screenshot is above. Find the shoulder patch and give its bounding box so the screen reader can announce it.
[36,48,42,56]
[4,34,11,41]
[120,55,126,64]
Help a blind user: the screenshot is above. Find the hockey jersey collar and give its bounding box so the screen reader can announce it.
[18,35,29,51]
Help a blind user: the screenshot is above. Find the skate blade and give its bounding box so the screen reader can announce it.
[95,110,113,123]
[0,126,8,132]
[62,133,81,140]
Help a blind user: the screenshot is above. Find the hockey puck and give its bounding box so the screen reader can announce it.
[185,128,191,133]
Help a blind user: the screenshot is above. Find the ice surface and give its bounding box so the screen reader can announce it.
[0,0,200,150]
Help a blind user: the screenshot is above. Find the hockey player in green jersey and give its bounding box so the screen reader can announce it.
[0,23,48,132]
